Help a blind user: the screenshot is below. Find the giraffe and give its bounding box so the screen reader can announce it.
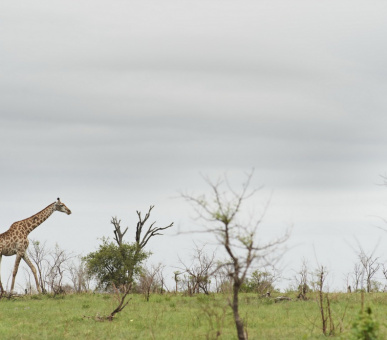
[0,198,71,293]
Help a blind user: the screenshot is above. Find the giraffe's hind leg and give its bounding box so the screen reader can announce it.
[22,254,42,293]
[10,254,21,293]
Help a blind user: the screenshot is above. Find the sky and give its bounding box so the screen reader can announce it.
[1,0,387,291]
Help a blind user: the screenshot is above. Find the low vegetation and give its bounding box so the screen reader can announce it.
[0,291,386,339]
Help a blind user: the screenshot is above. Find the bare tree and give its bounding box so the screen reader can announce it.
[46,244,73,296]
[313,265,335,336]
[358,248,380,293]
[138,263,164,301]
[27,240,49,293]
[350,262,364,292]
[312,265,349,336]
[23,267,33,294]
[182,170,289,340]
[27,241,79,295]
[157,265,168,294]
[379,263,387,292]
[180,273,195,296]
[68,256,91,293]
[213,263,233,293]
[179,244,217,295]
[294,258,309,300]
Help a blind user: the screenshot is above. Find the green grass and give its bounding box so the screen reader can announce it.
[0,292,386,339]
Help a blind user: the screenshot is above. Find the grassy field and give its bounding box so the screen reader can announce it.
[0,291,385,339]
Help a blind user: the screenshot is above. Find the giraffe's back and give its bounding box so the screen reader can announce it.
[0,223,28,256]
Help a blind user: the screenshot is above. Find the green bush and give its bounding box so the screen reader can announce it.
[241,270,275,294]
[351,307,379,340]
[83,238,149,289]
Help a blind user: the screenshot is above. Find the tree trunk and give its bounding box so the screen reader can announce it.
[367,279,371,293]
[232,282,247,340]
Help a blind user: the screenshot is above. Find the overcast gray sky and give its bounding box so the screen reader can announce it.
[2,0,387,290]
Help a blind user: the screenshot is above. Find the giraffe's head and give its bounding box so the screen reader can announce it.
[54,198,72,215]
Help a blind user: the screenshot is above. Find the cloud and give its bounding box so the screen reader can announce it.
[1,0,387,290]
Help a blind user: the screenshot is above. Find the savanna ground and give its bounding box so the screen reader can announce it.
[0,292,385,340]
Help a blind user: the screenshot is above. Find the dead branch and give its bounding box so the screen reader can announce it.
[84,283,131,322]
[135,206,174,250]
[111,217,128,246]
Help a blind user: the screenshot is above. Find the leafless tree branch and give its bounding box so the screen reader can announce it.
[135,205,174,250]
[182,170,289,340]
[111,217,128,246]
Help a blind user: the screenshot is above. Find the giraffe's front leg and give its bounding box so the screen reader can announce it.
[10,254,22,293]
[22,254,42,294]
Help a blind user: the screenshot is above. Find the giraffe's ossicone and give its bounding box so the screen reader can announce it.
[0,198,71,294]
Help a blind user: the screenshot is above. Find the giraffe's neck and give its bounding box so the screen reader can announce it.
[16,202,56,235]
